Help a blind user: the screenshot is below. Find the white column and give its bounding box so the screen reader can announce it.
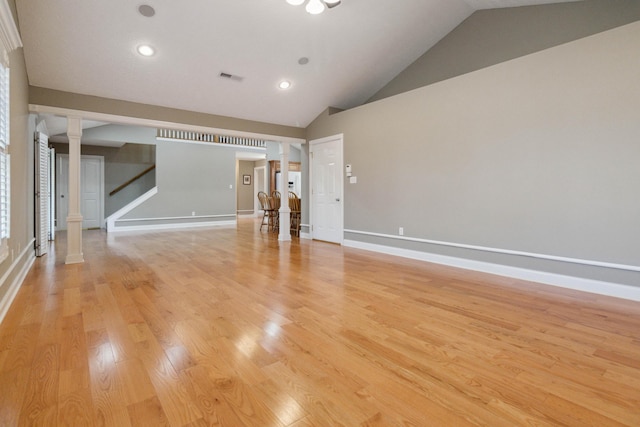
[278,142,291,241]
[65,116,84,264]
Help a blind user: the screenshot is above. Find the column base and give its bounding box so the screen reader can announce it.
[65,253,85,264]
[278,208,292,241]
[66,214,84,264]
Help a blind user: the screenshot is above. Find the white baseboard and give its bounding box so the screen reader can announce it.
[0,240,36,325]
[109,220,237,233]
[343,239,640,302]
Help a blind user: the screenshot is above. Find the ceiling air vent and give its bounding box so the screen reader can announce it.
[219,72,244,82]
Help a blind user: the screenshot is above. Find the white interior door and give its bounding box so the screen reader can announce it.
[57,154,104,230]
[35,132,49,256]
[310,135,343,244]
[81,157,102,228]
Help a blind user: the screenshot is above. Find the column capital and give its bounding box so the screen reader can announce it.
[67,116,83,139]
[279,142,290,155]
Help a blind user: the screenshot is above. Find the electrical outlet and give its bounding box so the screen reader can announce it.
[399,227,404,236]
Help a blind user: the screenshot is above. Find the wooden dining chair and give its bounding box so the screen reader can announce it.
[257,191,277,232]
[289,192,301,236]
[269,191,281,232]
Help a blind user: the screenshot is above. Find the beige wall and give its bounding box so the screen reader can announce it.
[307,22,640,287]
[369,0,640,103]
[29,87,306,140]
[0,1,35,313]
[237,161,256,213]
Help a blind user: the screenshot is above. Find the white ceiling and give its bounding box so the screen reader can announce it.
[16,0,580,129]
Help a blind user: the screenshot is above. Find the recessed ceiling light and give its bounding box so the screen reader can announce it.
[279,80,291,90]
[306,0,325,15]
[298,57,309,65]
[137,44,155,57]
[138,4,156,17]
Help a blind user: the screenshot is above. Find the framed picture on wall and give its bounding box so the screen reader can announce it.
[243,175,251,185]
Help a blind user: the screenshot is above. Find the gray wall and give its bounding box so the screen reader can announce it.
[369,0,640,103]
[237,160,255,213]
[307,22,640,287]
[266,141,302,162]
[0,0,35,311]
[80,123,158,145]
[120,140,236,225]
[52,141,156,217]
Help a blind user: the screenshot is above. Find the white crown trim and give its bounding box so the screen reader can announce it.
[0,0,22,57]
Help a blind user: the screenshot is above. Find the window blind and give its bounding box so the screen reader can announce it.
[0,61,9,258]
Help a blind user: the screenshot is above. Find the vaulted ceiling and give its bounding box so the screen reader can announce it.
[16,0,580,128]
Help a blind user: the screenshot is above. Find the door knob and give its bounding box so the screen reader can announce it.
[336,198,340,202]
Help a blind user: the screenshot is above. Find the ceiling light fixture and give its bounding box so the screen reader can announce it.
[286,0,342,15]
[137,44,155,57]
[279,80,291,90]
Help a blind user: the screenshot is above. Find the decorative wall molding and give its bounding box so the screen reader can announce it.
[343,236,640,302]
[0,0,22,58]
[344,229,640,272]
[0,239,35,324]
[109,219,236,233]
[114,214,235,223]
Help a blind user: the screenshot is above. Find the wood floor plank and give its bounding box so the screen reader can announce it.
[0,323,40,373]
[59,367,90,396]
[135,338,204,426]
[0,218,638,426]
[115,357,157,406]
[57,388,96,427]
[126,395,169,427]
[87,335,131,427]
[0,367,30,426]
[179,364,247,426]
[19,343,59,426]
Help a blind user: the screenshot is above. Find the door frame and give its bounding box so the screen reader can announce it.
[309,134,344,244]
[253,165,267,217]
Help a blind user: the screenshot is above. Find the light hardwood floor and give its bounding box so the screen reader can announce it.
[1,218,639,426]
